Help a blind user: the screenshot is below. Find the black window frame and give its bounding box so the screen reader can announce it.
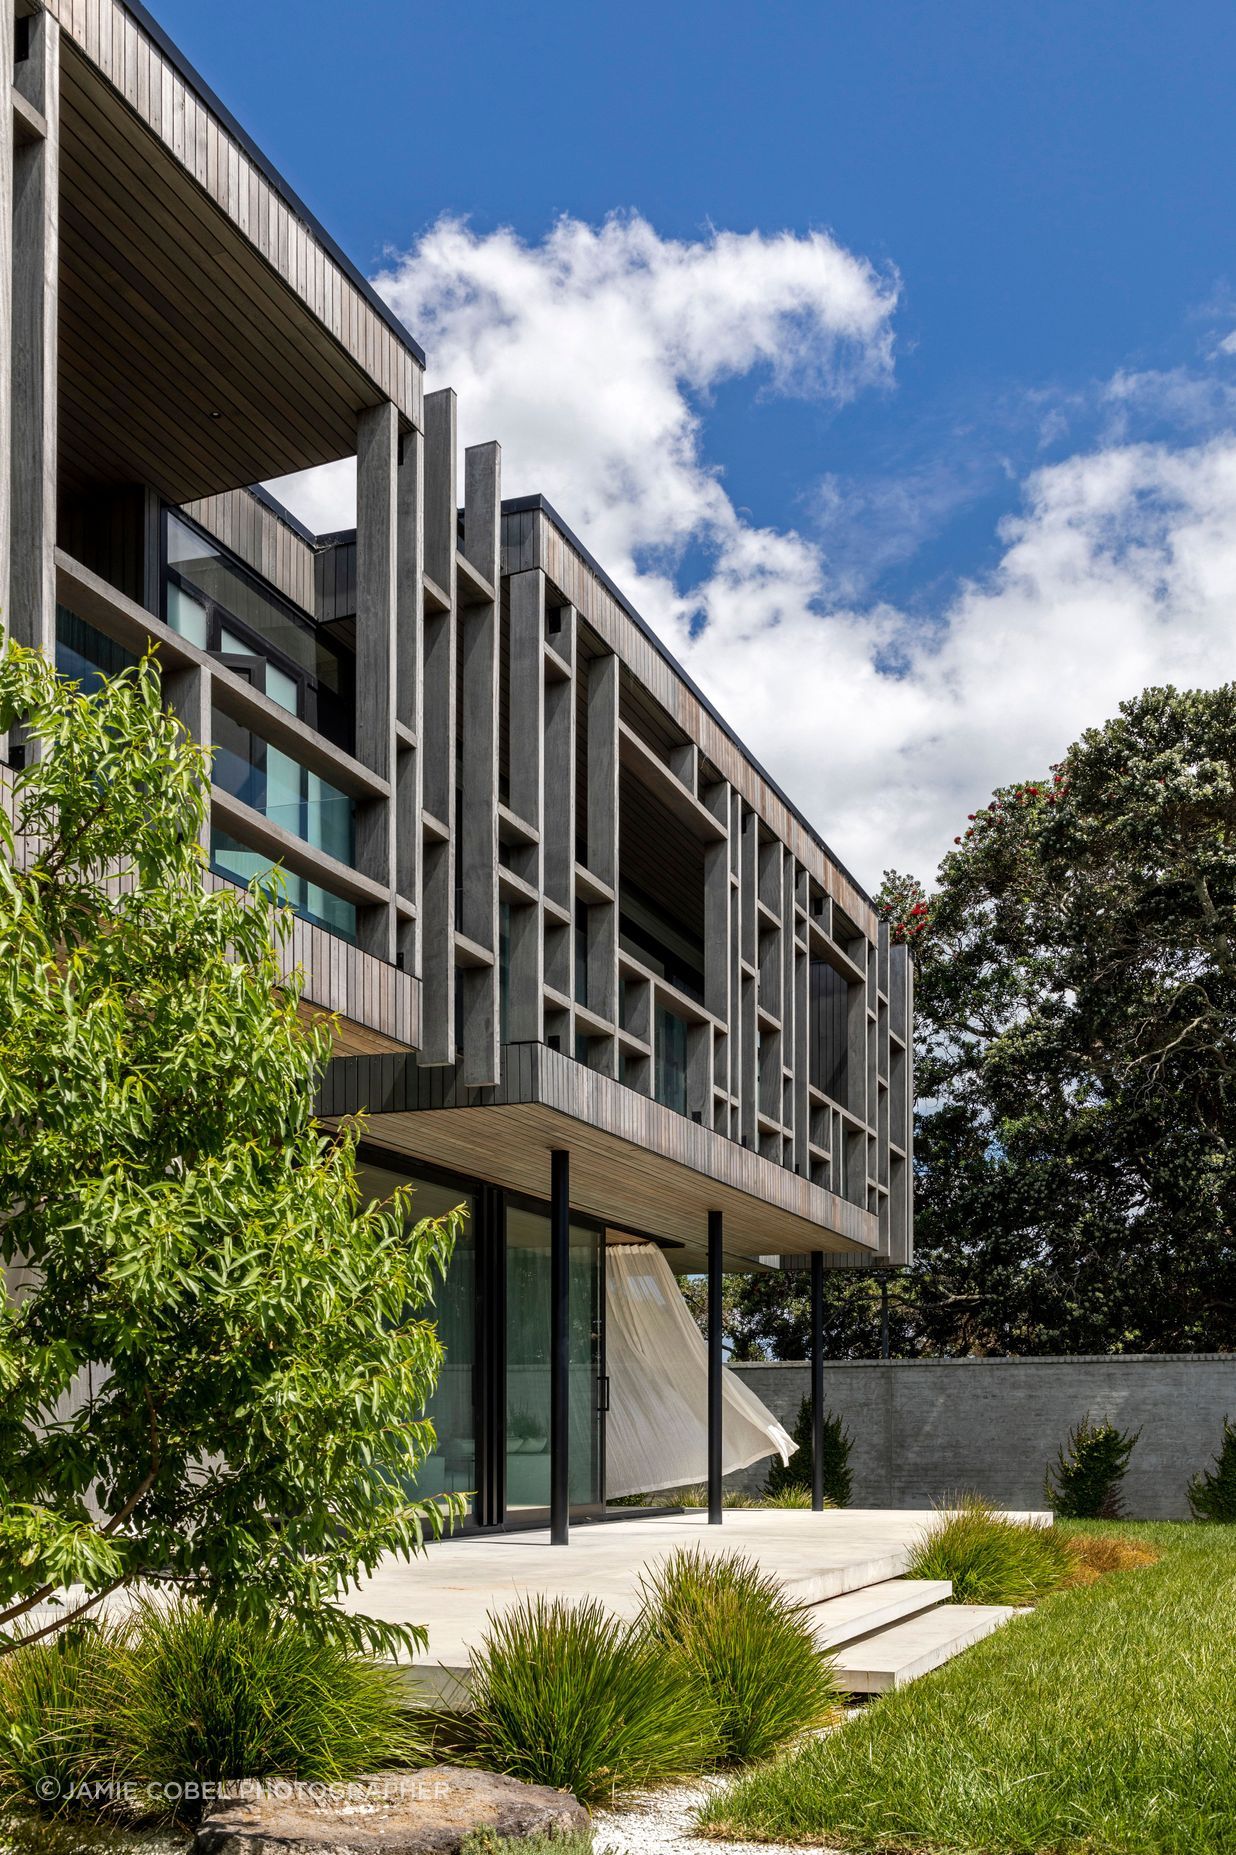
[160,507,355,752]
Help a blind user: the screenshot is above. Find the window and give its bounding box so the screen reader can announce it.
[212,709,355,866]
[574,902,589,1007]
[164,511,353,751]
[809,960,850,1105]
[55,607,137,692]
[210,830,357,942]
[655,1007,688,1115]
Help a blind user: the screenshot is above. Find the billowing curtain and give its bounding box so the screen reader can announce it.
[604,1241,795,1500]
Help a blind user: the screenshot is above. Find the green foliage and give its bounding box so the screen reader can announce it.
[105,1600,419,1792]
[0,1627,113,1814]
[881,685,1236,1359]
[0,640,464,1656]
[1047,1416,1139,1518]
[1187,1416,1236,1521]
[640,1548,838,1764]
[907,1500,1074,1605]
[463,1595,713,1806]
[702,1523,1236,1854]
[760,1484,813,1508]
[765,1398,853,1506]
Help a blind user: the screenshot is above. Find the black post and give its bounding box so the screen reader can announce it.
[550,1148,570,1545]
[880,1271,890,1361]
[707,1210,723,1525]
[811,1249,824,1512]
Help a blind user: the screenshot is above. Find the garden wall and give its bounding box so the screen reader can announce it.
[727,1354,1236,1518]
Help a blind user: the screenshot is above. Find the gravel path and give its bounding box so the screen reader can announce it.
[593,1771,821,1854]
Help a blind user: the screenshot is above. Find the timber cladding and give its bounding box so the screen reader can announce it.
[45,0,422,430]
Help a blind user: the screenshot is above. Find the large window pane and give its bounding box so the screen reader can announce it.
[54,607,137,692]
[655,1007,688,1114]
[210,830,357,942]
[211,708,355,867]
[356,1164,476,1512]
[505,1206,602,1514]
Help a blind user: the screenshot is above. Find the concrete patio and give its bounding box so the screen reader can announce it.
[347,1507,1047,1697]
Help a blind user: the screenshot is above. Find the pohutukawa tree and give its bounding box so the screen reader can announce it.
[880,682,1236,1355]
[0,639,462,1656]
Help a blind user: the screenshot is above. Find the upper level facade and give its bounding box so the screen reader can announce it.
[0,0,911,1272]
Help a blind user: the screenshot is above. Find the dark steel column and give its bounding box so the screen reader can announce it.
[811,1250,825,1512]
[708,1210,723,1525]
[550,1148,570,1544]
[880,1271,891,1360]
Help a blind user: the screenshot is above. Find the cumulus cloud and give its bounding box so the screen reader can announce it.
[268,213,1236,891]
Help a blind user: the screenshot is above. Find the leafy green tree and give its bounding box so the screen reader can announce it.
[1188,1417,1236,1521]
[765,1398,853,1506]
[887,684,1236,1357]
[0,640,462,1657]
[1046,1416,1139,1518]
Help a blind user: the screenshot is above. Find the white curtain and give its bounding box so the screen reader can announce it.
[604,1241,796,1500]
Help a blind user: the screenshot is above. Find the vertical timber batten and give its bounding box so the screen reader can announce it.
[460,440,501,1087]
[354,400,399,961]
[9,5,58,655]
[420,388,457,1063]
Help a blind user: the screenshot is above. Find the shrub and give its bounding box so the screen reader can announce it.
[765,1399,853,1506]
[1046,1415,1139,1518]
[907,1500,1074,1605]
[640,1548,838,1764]
[464,1596,713,1806]
[0,1627,117,1815]
[1188,1417,1236,1522]
[106,1600,419,1793]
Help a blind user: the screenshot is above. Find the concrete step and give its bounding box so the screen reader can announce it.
[830,1603,1017,1693]
[804,1578,954,1650]
[770,1550,916,1609]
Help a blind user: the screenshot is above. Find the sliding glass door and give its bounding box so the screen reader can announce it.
[505,1203,604,1520]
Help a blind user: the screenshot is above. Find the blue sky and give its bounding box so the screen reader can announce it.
[154,0,1236,884]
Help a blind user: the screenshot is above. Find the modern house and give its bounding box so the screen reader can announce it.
[0,0,912,1540]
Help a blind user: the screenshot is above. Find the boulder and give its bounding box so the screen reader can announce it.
[193,1765,589,1854]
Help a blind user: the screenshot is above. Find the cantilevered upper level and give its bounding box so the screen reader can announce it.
[0,0,911,1273]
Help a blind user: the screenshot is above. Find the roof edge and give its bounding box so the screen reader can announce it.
[119,0,427,370]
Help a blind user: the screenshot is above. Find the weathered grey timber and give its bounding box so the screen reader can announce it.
[6,0,911,1271]
[0,0,13,639]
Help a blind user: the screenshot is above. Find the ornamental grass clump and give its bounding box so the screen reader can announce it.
[0,1626,118,1815]
[907,1500,1074,1605]
[107,1600,420,1794]
[640,1548,839,1764]
[464,1595,713,1806]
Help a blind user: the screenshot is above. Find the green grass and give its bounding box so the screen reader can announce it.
[906,1499,1076,1605]
[700,1523,1236,1854]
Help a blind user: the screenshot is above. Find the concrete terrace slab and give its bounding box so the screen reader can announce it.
[341,1508,1049,1685]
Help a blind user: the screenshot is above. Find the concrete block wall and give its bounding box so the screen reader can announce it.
[728,1355,1236,1519]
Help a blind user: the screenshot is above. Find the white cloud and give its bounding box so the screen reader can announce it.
[268,214,1236,891]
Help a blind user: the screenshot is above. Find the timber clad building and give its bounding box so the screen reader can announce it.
[1,0,912,1534]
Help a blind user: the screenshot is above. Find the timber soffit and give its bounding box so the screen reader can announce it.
[44,0,426,413]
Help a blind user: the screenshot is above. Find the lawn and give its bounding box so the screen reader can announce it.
[700,1523,1236,1855]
